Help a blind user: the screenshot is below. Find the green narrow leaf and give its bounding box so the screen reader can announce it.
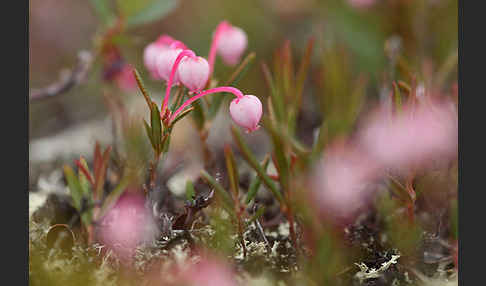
[170,107,194,127]
[143,119,156,150]
[261,62,285,123]
[246,156,270,204]
[98,175,131,219]
[191,100,206,130]
[77,157,92,198]
[150,102,162,152]
[169,86,185,112]
[200,170,234,214]
[161,133,171,153]
[295,37,315,107]
[133,68,152,108]
[247,205,266,225]
[224,52,256,86]
[118,0,178,27]
[264,120,290,193]
[392,81,402,112]
[94,146,112,200]
[281,40,295,101]
[231,126,283,204]
[450,199,458,240]
[185,180,195,201]
[224,145,239,199]
[63,165,84,211]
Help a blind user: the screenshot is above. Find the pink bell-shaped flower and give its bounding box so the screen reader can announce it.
[217,25,248,66]
[143,42,167,79]
[177,56,210,92]
[155,48,183,84]
[229,94,262,132]
[143,35,177,80]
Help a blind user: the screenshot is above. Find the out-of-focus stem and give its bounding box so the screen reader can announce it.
[405,177,416,224]
[208,21,230,76]
[148,153,161,190]
[198,130,213,168]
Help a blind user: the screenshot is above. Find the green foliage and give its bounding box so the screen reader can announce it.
[117,0,178,27]
[231,126,283,204]
[185,180,195,201]
[63,165,84,212]
[245,155,270,204]
[89,0,116,25]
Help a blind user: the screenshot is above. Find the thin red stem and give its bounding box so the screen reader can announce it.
[208,21,230,76]
[169,86,244,122]
[162,49,196,113]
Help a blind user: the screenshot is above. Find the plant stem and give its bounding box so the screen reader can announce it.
[169,86,244,122]
[149,153,161,190]
[208,21,230,76]
[162,50,196,113]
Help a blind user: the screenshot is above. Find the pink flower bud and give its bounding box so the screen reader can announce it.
[144,35,186,80]
[177,56,210,92]
[217,25,248,66]
[155,48,183,84]
[155,34,176,46]
[144,40,172,80]
[229,94,262,132]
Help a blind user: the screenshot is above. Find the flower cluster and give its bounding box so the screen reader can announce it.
[310,96,458,223]
[142,21,261,132]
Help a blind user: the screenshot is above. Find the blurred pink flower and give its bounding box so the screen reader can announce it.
[310,142,381,223]
[357,98,458,173]
[208,21,248,75]
[144,35,175,80]
[217,24,248,66]
[180,257,238,286]
[115,64,137,92]
[97,192,158,261]
[143,35,187,80]
[156,48,184,84]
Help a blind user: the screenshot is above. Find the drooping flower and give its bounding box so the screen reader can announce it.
[177,56,210,92]
[216,24,248,66]
[208,21,248,74]
[168,87,262,133]
[229,94,262,132]
[155,47,184,84]
[357,97,458,173]
[310,141,381,223]
[143,35,177,79]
